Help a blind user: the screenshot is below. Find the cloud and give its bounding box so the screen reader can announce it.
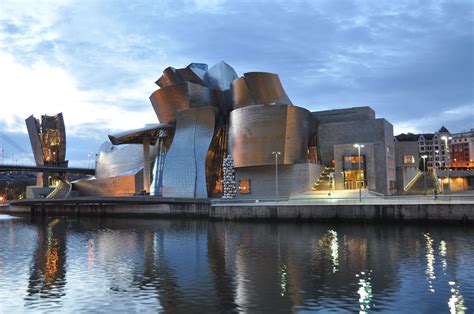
[393,104,474,134]
[0,0,472,163]
[0,52,156,135]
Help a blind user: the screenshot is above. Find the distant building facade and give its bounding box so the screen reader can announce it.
[395,126,474,192]
[450,129,474,169]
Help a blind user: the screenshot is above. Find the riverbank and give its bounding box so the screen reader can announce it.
[210,203,473,223]
[4,197,210,217]
[2,196,473,223]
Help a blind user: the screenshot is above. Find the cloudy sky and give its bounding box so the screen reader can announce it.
[0,0,473,166]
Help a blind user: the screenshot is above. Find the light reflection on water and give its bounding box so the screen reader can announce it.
[0,215,472,313]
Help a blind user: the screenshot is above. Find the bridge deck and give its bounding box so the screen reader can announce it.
[0,164,95,175]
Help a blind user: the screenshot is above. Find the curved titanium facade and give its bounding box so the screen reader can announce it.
[228,105,316,167]
[161,106,215,198]
[231,77,256,109]
[231,72,292,109]
[149,82,213,124]
[95,142,157,179]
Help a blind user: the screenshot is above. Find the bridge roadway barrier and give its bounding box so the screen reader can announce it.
[0,164,95,175]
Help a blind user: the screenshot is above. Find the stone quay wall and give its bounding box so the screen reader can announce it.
[210,203,474,223]
[3,198,474,223]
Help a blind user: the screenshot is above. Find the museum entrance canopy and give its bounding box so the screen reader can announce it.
[108,123,173,193]
[108,123,172,145]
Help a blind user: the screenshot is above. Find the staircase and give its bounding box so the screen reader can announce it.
[404,171,440,195]
[313,166,334,191]
[47,180,72,199]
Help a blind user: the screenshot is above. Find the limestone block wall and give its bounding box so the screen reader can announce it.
[234,163,322,198]
[394,141,420,191]
[73,175,137,197]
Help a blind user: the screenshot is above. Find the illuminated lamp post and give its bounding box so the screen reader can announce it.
[353,144,364,202]
[421,155,428,194]
[441,136,452,194]
[272,151,281,201]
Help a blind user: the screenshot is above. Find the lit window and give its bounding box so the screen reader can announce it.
[239,179,251,194]
[404,155,415,164]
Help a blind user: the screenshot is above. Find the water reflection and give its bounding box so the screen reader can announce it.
[448,281,466,314]
[440,240,448,272]
[356,270,373,313]
[25,218,67,305]
[423,233,436,292]
[0,217,472,313]
[318,230,339,273]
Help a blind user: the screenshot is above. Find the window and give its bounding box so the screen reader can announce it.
[389,180,396,190]
[239,179,251,194]
[343,155,365,170]
[388,168,395,177]
[403,155,415,164]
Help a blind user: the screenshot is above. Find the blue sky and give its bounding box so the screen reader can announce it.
[0,0,473,166]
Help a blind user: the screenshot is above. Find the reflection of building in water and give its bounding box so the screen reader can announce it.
[220,223,402,311]
[88,219,217,313]
[26,219,67,302]
[317,230,339,273]
[206,223,238,312]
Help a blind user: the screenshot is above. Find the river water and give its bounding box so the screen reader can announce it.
[0,214,472,313]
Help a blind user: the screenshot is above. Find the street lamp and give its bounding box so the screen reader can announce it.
[421,155,428,194]
[272,151,281,201]
[87,151,95,168]
[353,144,364,202]
[441,136,452,194]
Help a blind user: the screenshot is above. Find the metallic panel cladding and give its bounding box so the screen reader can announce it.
[108,123,172,145]
[231,77,255,109]
[228,104,315,167]
[231,72,292,110]
[95,141,157,179]
[161,106,215,198]
[149,82,212,124]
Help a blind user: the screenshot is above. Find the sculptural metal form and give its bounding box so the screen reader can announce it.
[150,62,238,197]
[25,113,68,186]
[147,62,319,198]
[87,62,318,198]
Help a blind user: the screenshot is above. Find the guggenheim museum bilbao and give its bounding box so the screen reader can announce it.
[36,62,397,198]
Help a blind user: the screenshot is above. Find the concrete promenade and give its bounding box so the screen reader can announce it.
[210,190,474,223]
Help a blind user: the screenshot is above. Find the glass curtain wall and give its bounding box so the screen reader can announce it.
[343,155,366,189]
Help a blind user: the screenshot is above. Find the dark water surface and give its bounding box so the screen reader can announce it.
[0,214,472,313]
